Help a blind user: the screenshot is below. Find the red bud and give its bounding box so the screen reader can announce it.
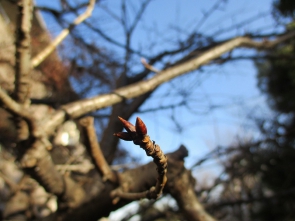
[118,116,136,133]
[113,132,133,141]
[136,117,147,135]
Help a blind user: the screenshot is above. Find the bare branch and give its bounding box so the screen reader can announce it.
[13,0,33,141]
[206,187,295,209]
[168,164,216,221]
[79,116,117,183]
[195,0,226,31]
[36,3,89,16]
[31,0,96,67]
[14,0,33,105]
[111,117,167,202]
[141,58,159,73]
[128,0,152,34]
[42,31,295,137]
[0,87,31,119]
[0,86,40,139]
[138,101,186,114]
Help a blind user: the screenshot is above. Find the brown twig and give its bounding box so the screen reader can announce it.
[111,116,167,202]
[141,58,159,73]
[79,117,117,183]
[31,0,96,67]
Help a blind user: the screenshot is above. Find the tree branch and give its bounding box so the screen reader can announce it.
[20,139,85,208]
[168,162,216,221]
[165,145,216,221]
[141,58,159,73]
[31,0,96,67]
[79,116,117,183]
[43,31,295,136]
[0,87,31,120]
[13,0,33,141]
[111,117,167,202]
[14,0,33,104]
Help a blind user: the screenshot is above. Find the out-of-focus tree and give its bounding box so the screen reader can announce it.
[211,1,295,220]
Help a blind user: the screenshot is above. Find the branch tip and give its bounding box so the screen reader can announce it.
[118,116,136,133]
[112,117,167,201]
[135,117,147,135]
[113,132,133,141]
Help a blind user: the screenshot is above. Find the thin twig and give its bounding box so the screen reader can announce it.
[141,58,159,73]
[31,0,96,67]
[111,117,167,202]
[79,116,117,183]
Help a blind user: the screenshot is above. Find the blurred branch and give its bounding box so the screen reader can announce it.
[211,11,270,37]
[0,87,40,138]
[58,145,200,220]
[128,0,152,34]
[169,169,216,221]
[43,31,295,137]
[80,116,117,183]
[206,187,295,209]
[14,0,33,105]
[138,101,186,114]
[20,139,85,208]
[0,170,19,193]
[13,0,33,141]
[141,58,159,73]
[0,87,31,120]
[36,2,89,16]
[195,0,226,31]
[166,145,216,221]
[31,0,96,67]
